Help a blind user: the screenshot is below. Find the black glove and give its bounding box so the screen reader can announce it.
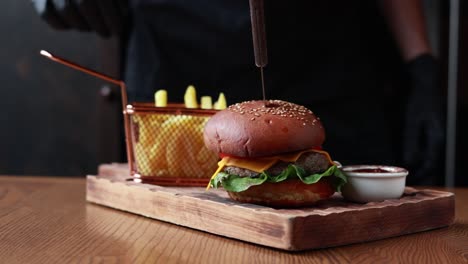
[403,54,445,185]
[31,0,128,38]
[31,0,70,30]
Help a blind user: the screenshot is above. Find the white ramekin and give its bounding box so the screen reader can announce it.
[341,165,408,203]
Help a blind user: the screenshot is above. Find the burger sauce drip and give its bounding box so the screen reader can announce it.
[249,0,268,102]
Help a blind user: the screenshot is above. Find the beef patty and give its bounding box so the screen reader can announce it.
[222,151,330,177]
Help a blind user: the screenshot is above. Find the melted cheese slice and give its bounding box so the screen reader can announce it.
[206,149,333,190]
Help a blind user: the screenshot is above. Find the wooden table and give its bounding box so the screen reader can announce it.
[1,176,467,264]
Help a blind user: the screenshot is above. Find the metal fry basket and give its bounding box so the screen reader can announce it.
[39,50,219,187]
[126,103,219,186]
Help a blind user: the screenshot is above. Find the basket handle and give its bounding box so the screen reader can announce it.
[40,50,136,176]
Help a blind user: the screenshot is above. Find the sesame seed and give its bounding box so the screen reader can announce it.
[227,100,322,125]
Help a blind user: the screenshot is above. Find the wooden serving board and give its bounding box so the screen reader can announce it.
[86,163,455,251]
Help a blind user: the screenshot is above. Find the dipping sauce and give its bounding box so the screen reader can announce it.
[341,165,409,203]
[350,168,392,173]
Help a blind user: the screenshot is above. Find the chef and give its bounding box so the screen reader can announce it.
[32,0,445,185]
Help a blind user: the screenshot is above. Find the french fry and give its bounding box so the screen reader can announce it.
[132,114,170,176]
[164,116,196,177]
[154,89,168,107]
[132,111,218,178]
[196,125,219,174]
[214,92,227,110]
[160,115,218,178]
[184,85,198,108]
[200,96,213,109]
[197,146,219,174]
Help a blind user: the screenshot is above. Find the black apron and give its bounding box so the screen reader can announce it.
[125,0,404,165]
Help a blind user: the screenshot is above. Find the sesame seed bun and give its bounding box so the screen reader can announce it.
[203,100,325,157]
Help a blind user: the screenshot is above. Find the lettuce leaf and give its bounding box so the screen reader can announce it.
[210,164,347,193]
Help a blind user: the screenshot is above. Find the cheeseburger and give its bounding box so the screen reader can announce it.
[204,100,346,207]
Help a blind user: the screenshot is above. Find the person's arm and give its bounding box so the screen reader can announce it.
[31,0,128,38]
[379,0,431,61]
[379,0,445,185]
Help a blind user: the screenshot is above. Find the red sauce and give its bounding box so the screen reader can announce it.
[351,168,392,173]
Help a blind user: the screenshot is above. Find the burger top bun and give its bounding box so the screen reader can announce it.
[203,100,325,157]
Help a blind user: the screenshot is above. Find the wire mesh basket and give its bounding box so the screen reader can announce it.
[127,103,219,186]
[39,50,219,186]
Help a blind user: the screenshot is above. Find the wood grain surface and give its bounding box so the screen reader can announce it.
[0,176,467,264]
[87,165,455,251]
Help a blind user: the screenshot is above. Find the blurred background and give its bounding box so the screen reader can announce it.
[0,1,123,176]
[0,1,466,186]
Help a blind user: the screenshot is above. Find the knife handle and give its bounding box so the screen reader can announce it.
[249,0,268,67]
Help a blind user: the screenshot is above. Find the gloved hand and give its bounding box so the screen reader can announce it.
[403,54,445,185]
[31,0,128,38]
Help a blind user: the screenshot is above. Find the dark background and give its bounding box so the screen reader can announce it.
[0,1,123,176]
[0,1,466,185]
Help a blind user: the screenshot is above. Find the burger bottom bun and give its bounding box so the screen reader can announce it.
[227,179,334,208]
